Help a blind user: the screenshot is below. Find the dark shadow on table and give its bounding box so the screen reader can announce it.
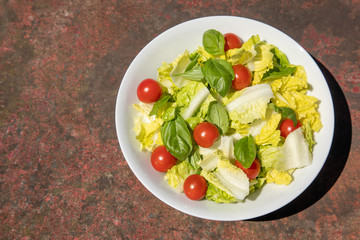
[249,57,352,221]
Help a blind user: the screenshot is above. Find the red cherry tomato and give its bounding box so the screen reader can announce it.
[193,122,219,148]
[183,174,208,200]
[224,33,242,52]
[279,119,301,138]
[137,78,162,103]
[232,64,252,90]
[234,158,261,180]
[151,145,177,172]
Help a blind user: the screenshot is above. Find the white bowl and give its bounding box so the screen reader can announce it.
[115,16,335,221]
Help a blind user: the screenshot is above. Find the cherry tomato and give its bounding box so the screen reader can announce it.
[224,33,242,52]
[183,174,208,200]
[151,145,177,172]
[137,78,162,103]
[232,64,252,90]
[279,119,301,138]
[193,122,219,148]
[234,158,261,180]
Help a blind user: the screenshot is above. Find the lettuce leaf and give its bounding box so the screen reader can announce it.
[270,65,322,133]
[302,122,316,152]
[249,177,266,193]
[133,103,163,151]
[258,145,283,169]
[199,151,220,171]
[175,81,215,121]
[134,119,163,151]
[226,84,274,125]
[271,46,290,67]
[230,121,251,136]
[181,86,210,119]
[201,159,249,201]
[242,35,261,51]
[164,150,202,192]
[269,65,308,93]
[222,88,247,105]
[255,112,282,146]
[170,50,192,88]
[164,159,196,192]
[198,136,235,162]
[249,43,274,84]
[279,128,312,171]
[215,159,250,200]
[274,91,322,132]
[205,182,238,203]
[157,50,192,93]
[265,168,293,185]
[195,46,226,63]
[226,48,257,66]
[252,43,275,71]
[197,93,216,119]
[257,146,293,186]
[186,116,203,130]
[175,81,208,108]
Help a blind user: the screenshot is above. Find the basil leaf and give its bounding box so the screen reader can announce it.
[269,103,280,112]
[206,101,229,134]
[279,107,297,126]
[202,29,225,56]
[185,53,200,71]
[174,65,203,81]
[269,103,297,126]
[262,66,296,81]
[271,47,290,67]
[234,135,256,168]
[202,59,234,97]
[149,94,172,116]
[174,54,203,81]
[188,149,201,174]
[160,114,193,160]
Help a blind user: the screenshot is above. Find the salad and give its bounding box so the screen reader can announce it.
[133,29,322,203]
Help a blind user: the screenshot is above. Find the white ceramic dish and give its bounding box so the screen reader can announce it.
[115,16,335,221]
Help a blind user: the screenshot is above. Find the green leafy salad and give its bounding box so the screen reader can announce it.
[133,29,322,203]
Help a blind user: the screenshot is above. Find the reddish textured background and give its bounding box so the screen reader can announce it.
[1,0,359,239]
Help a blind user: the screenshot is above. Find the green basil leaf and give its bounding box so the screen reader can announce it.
[188,149,201,174]
[269,103,280,112]
[202,29,225,56]
[206,101,229,134]
[149,94,172,116]
[160,114,193,160]
[262,66,296,81]
[174,54,203,81]
[269,103,297,126]
[185,53,200,71]
[271,47,290,67]
[279,107,297,126]
[174,65,204,81]
[202,59,234,97]
[234,135,256,168]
